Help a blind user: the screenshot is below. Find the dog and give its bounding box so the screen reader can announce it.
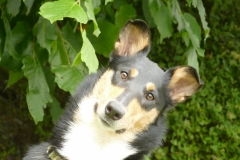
[23,19,203,160]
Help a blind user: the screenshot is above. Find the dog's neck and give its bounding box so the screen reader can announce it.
[57,97,137,160]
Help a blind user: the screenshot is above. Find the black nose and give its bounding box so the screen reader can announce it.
[105,101,125,120]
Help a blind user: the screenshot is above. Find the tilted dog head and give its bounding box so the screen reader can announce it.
[91,20,203,138]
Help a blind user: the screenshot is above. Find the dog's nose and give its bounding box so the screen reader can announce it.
[105,101,125,120]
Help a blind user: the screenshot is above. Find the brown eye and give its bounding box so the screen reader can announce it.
[146,93,154,101]
[120,71,128,79]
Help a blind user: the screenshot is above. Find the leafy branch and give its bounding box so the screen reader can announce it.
[0,0,209,124]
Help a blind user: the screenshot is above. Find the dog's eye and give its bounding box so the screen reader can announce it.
[146,93,154,101]
[120,71,128,79]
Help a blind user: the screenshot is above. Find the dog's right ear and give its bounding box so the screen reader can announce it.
[112,19,150,58]
[165,66,204,105]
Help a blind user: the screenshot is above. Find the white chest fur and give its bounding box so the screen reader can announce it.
[58,97,137,160]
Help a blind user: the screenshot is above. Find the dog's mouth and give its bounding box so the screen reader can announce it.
[98,116,126,134]
[99,117,111,127]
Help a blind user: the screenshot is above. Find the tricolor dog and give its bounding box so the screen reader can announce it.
[24,19,203,160]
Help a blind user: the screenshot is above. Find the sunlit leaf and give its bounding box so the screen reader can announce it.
[39,0,88,24]
[105,0,113,5]
[84,0,101,36]
[79,30,98,73]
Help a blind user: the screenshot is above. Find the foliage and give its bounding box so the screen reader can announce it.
[1,0,239,159]
[0,0,208,124]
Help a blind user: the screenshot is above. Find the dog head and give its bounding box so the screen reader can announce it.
[91,20,203,137]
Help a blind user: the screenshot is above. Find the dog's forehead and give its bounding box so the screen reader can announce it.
[115,56,165,86]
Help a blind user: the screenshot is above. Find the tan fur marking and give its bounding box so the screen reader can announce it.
[115,22,149,56]
[124,99,159,134]
[146,82,155,91]
[92,69,125,99]
[169,67,200,103]
[130,69,139,78]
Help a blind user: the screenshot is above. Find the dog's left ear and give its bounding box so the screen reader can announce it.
[113,19,150,57]
[166,66,204,105]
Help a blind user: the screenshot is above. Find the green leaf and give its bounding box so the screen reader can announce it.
[86,19,119,57]
[193,0,210,42]
[183,13,201,42]
[24,0,34,15]
[39,0,88,24]
[26,91,45,124]
[0,51,22,71]
[51,65,84,94]
[0,20,5,59]
[72,51,82,66]
[113,0,127,9]
[172,0,185,31]
[6,71,23,89]
[149,0,173,43]
[33,17,58,52]
[61,22,82,64]
[79,30,98,73]
[2,15,19,59]
[62,22,82,53]
[0,0,6,5]
[196,47,205,57]
[115,4,136,28]
[105,0,113,5]
[183,13,204,56]
[22,56,51,96]
[142,0,155,28]
[92,0,101,9]
[22,56,52,123]
[84,0,101,36]
[186,0,192,6]
[7,0,21,17]
[49,29,70,66]
[12,22,30,46]
[182,32,190,46]
[187,47,199,74]
[50,97,63,124]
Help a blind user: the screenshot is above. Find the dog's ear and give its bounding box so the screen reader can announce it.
[113,19,150,57]
[165,66,204,105]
